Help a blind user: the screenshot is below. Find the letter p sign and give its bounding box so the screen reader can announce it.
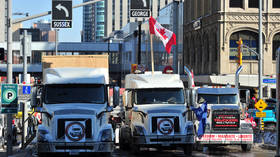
[3,89,16,103]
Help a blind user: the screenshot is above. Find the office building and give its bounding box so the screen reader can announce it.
[183,0,280,98]
[82,0,179,42]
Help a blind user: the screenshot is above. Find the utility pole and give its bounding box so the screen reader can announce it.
[6,0,13,156]
[55,29,58,55]
[258,0,263,100]
[138,21,141,64]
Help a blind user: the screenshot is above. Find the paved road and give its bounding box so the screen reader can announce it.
[0,144,275,157]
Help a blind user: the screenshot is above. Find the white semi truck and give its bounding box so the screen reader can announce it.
[192,87,253,151]
[32,55,118,156]
[119,71,194,155]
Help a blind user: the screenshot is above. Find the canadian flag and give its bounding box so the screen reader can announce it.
[149,16,176,54]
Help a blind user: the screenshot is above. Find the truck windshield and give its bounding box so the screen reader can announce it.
[198,94,238,104]
[44,84,106,104]
[135,88,184,104]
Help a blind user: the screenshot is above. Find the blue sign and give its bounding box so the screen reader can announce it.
[263,79,276,84]
[22,86,31,94]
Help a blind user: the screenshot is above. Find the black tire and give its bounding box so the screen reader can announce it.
[184,144,193,156]
[131,144,141,155]
[119,127,130,150]
[241,144,252,152]
[99,152,112,157]
[38,153,47,157]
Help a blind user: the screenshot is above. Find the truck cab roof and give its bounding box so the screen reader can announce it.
[197,88,239,95]
[125,71,183,89]
[43,68,109,84]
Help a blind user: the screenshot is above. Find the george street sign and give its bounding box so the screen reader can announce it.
[255,99,268,112]
[1,84,18,114]
[52,0,72,28]
[130,0,150,17]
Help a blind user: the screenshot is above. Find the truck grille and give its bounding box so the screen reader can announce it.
[212,109,240,130]
[152,116,179,133]
[57,119,92,139]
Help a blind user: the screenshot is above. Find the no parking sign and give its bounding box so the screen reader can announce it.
[1,84,18,114]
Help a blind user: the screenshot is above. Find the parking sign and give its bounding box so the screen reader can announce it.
[1,84,18,114]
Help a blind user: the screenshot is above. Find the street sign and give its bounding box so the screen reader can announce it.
[22,86,31,94]
[1,84,18,114]
[52,0,72,28]
[18,84,32,100]
[256,111,266,117]
[255,99,268,112]
[263,78,276,84]
[130,0,150,17]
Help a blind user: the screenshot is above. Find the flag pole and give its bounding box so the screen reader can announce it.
[150,33,154,75]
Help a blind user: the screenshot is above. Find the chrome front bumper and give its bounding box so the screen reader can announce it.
[37,141,114,153]
[133,134,194,146]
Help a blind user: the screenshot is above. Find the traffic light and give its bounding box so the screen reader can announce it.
[236,38,243,66]
[0,48,4,60]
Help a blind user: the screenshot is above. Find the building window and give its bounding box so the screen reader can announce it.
[272,33,280,60]
[248,0,259,8]
[273,0,280,8]
[230,0,243,8]
[229,31,259,60]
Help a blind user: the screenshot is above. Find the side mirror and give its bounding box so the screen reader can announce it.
[185,89,191,105]
[245,89,250,104]
[191,89,198,108]
[31,86,40,108]
[113,86,120,108]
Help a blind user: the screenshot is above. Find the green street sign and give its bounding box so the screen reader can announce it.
[1,84,18,114]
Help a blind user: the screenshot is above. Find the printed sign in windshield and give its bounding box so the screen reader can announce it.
[212,110,240,130]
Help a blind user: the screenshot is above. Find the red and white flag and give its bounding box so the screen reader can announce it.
[149,16,176,54]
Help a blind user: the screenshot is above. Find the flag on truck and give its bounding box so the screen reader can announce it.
[191,101,207,138]
[149,16,176,54]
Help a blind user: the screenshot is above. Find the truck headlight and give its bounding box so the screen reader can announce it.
[101,129,112,142]
[134,126,145,136]
[37,128,49,142]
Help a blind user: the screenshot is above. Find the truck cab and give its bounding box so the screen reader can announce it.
[119,72,194,155]
[33,68,118,156]
[193,87,253,151]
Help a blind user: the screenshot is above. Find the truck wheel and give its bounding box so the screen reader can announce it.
[241,144,252,152]
[99,152,112,157]
[119,127,130,150]
[131,144,141,155]
[38,153,47,157]
[184,144,192,156]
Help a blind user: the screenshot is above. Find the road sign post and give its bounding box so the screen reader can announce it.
[52,0,72,28]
